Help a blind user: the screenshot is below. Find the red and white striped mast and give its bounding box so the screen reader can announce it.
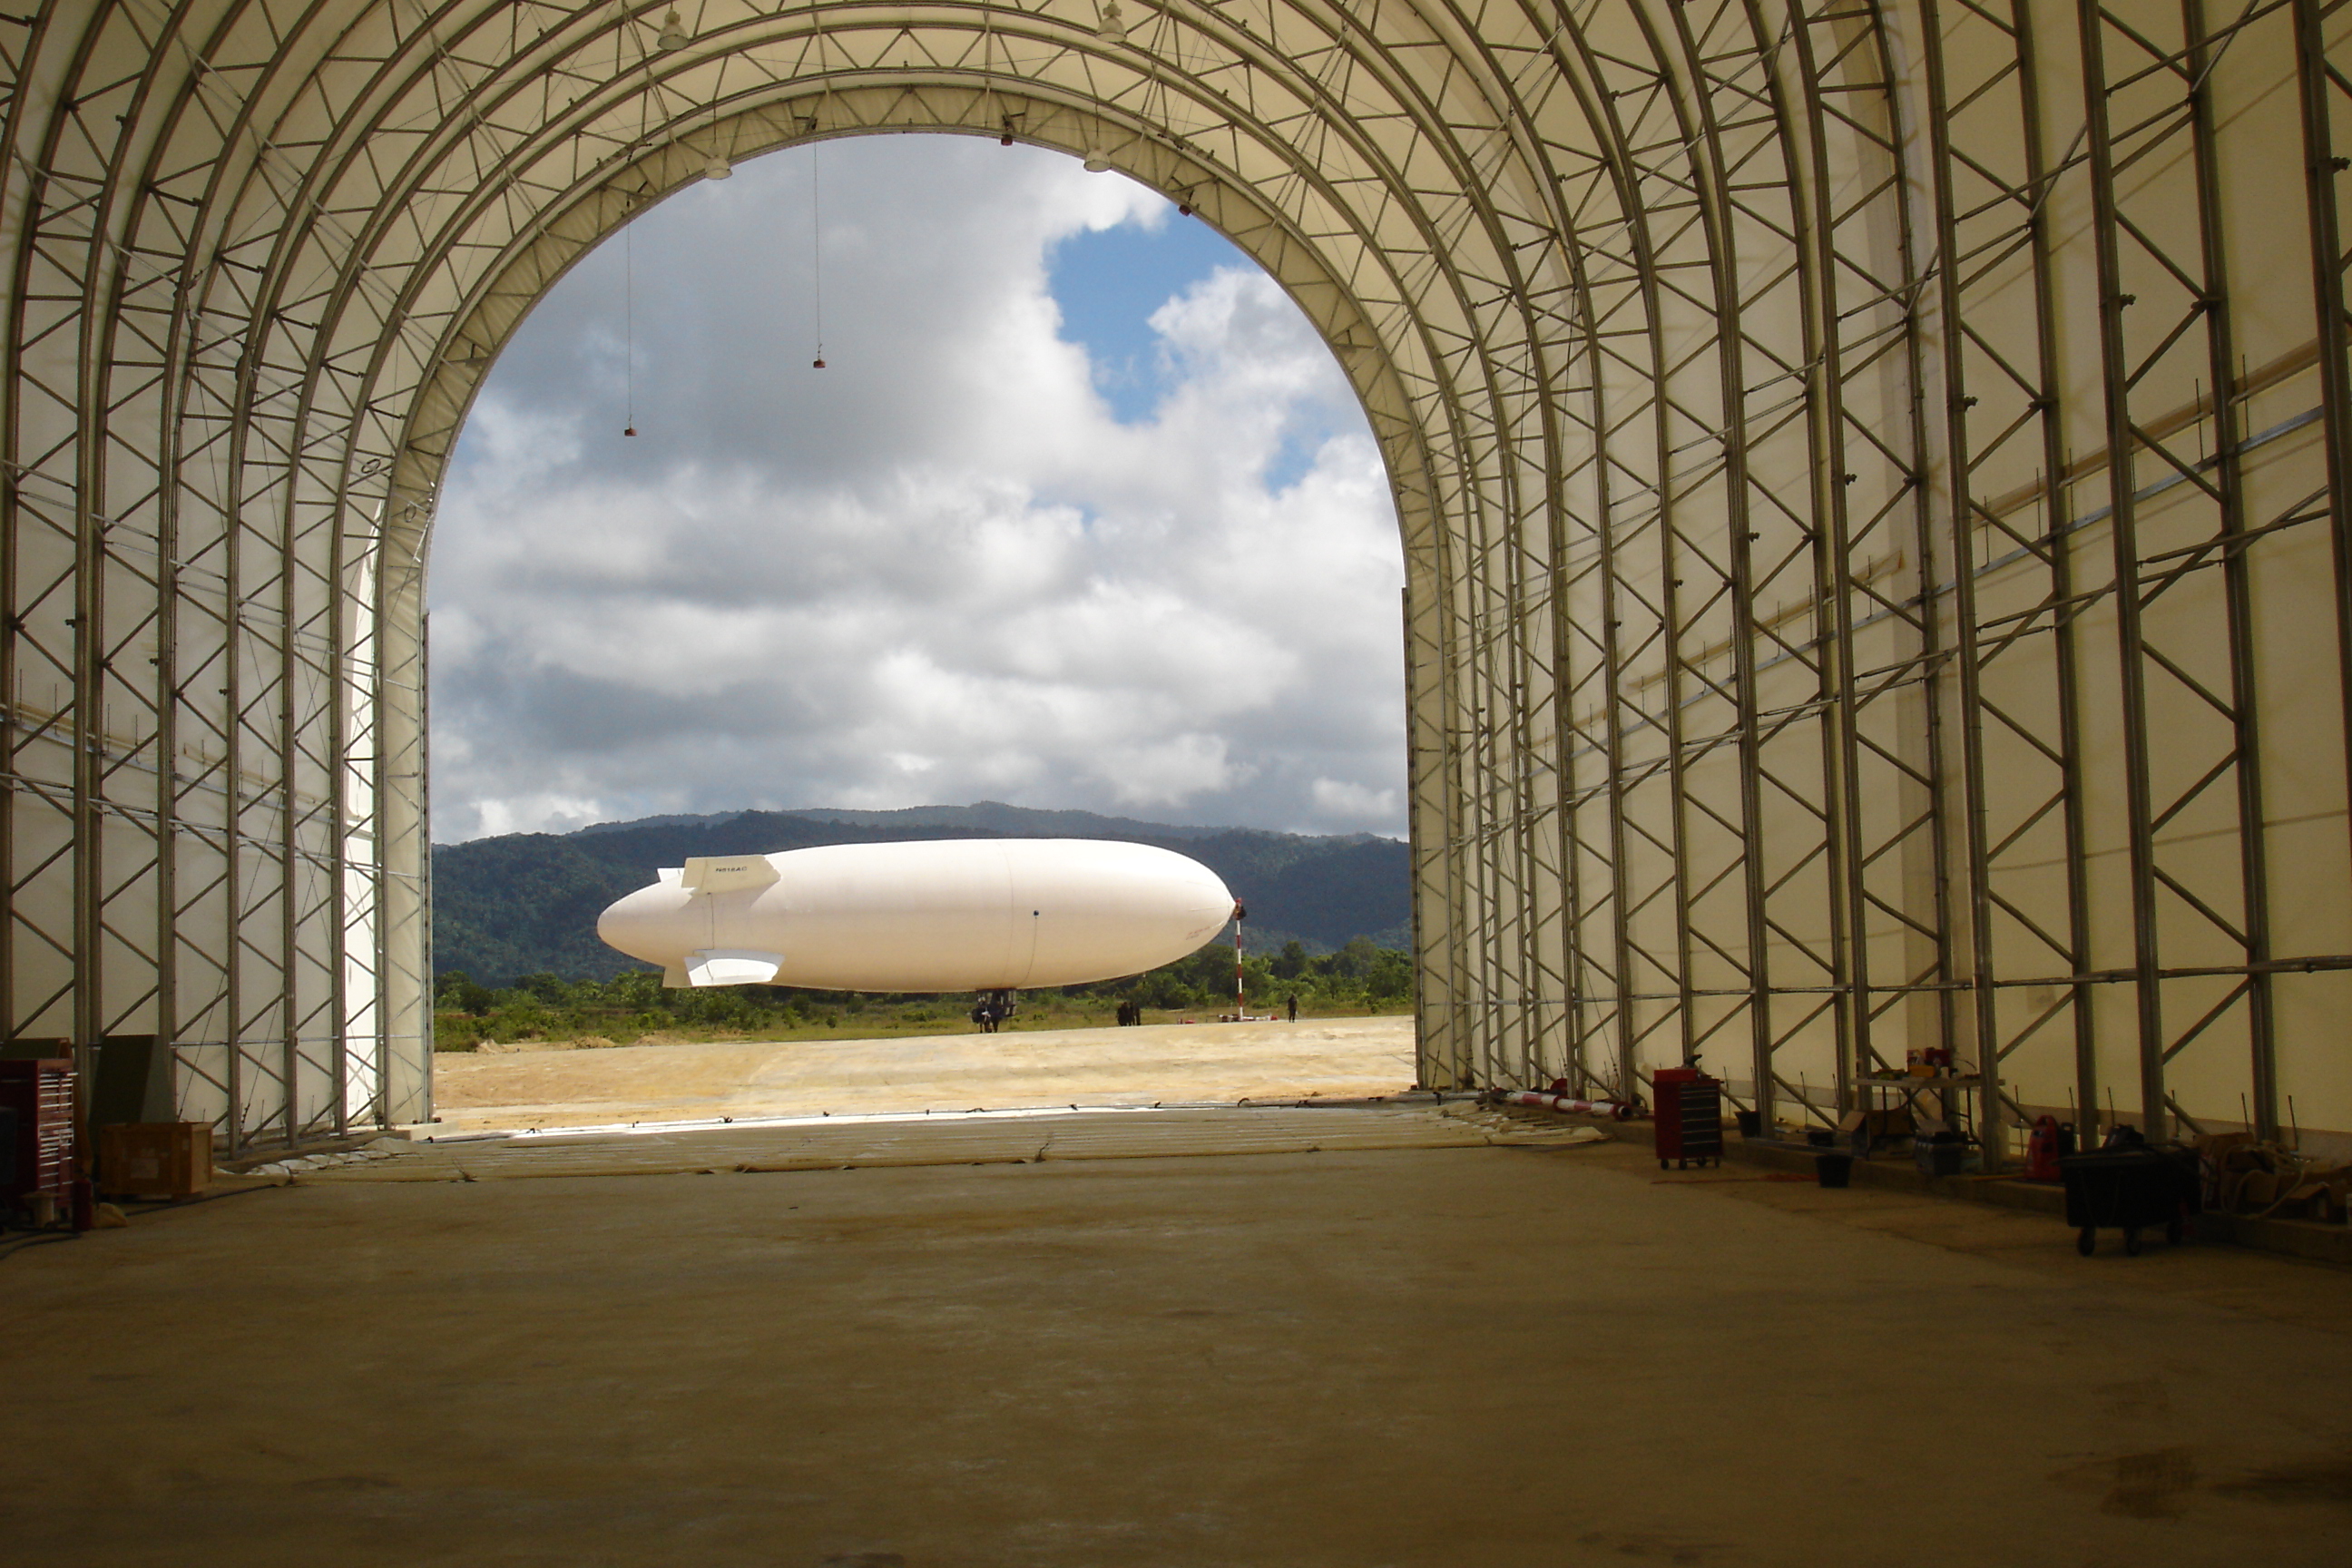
[1232,901,1247,1020]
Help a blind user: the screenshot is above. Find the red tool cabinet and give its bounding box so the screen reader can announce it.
[1652,1066,1724,1170]
[0,1057,77,1210]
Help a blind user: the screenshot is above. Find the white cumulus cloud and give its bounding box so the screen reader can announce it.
[428,136,1405,843]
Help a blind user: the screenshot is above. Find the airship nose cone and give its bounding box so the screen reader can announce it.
[597,881,694,966]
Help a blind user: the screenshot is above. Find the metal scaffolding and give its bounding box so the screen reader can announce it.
[1,0,2347,1158]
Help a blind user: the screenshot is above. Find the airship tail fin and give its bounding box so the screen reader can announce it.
[679,856,782,894]
[682,948,784,986]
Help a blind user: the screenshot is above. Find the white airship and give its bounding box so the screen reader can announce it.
[595,838,1237,994]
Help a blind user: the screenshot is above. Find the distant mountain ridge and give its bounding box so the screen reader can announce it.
[573,800,1252,843]
[433,802,1411,986]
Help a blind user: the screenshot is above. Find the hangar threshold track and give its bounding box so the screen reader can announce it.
[7,1105,2349,1568]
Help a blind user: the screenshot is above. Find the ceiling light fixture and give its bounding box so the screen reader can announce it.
[1098,1,1128,41]
[1083,151,1112,172]
[656,9,689,50]
[704,151,732,180]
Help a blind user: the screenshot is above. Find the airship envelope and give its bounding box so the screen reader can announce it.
[595,838,1237,992]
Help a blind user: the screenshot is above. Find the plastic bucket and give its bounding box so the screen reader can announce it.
[1815,1153,1854,1189]
[1735,1110,1763,1139]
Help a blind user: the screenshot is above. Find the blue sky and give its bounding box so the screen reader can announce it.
[430,136,1404,844]
[1047,215,1338,493]
[1047,215,1245,423]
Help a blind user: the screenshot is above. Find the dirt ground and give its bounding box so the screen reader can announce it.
[426,1015,1419,1132]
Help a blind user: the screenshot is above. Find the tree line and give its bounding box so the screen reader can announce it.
[434,936,1414,1051]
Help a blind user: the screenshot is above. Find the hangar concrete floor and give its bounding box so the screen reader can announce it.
[5,1132,2349,1567]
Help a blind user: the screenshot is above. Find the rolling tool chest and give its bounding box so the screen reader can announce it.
[0,1057,76,1212]
[1652,1066,1723,1170]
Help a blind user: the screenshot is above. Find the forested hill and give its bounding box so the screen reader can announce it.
[432,802,1412,986]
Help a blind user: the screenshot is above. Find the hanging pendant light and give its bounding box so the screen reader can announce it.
[622,222,638,437]
[1083,151,1112,173]
[810,137,827,370]
[704,151,732,180]
[1098,1,1128,41]
[656,9,689,50]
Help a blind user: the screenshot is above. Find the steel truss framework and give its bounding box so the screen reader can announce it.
[2,0,2347,1156]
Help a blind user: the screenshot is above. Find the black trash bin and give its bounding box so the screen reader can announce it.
[1735,1110,1763,1139]
[2060,1145,2199,1256]
[1815,1152,1854,1189]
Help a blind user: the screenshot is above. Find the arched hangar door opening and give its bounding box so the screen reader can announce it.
[6,2,2352,1163]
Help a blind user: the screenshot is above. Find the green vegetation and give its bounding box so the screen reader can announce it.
[433,936,1413,1052]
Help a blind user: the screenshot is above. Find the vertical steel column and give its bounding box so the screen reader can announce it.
[5,8,112,1068]
[326,468,353,1137]
[0,0,24,1058]
[2072,0,2285,1139]
[1787,1,1870,1105]
[1659,0,1775,1111]
[1530,133,1626,1097]
[1563,241,1637,1102]
[1547,17,1690,1100]
[379,493,433,1127]
[1864,0,1960,1142]
[2038,106,2102,1155]
[78,11,176,1074]
[1913,0,2096,1160]
[277,343,304,1138]
[1632,79,1705,1077]
[2296,0,2352,932]
[153,317,184,1113]
[1918,0,2004,1161]
[110,95,204,1116]
[222,289,255,1147]
[2076,0,2170,1138]
[71,254,101,1068]
[0,13,33,1054]
[2014,7,2102,1142]
[2183,0,2277,1138]
[1598,510,1640,1103]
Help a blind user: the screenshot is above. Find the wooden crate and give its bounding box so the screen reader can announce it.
[97,1122,212,1200]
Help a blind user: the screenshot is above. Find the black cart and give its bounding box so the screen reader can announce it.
[2059,1145,2200,1256]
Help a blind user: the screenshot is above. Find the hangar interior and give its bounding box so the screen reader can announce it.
[8,8,2352,1565]
[3,0,2350,1167]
